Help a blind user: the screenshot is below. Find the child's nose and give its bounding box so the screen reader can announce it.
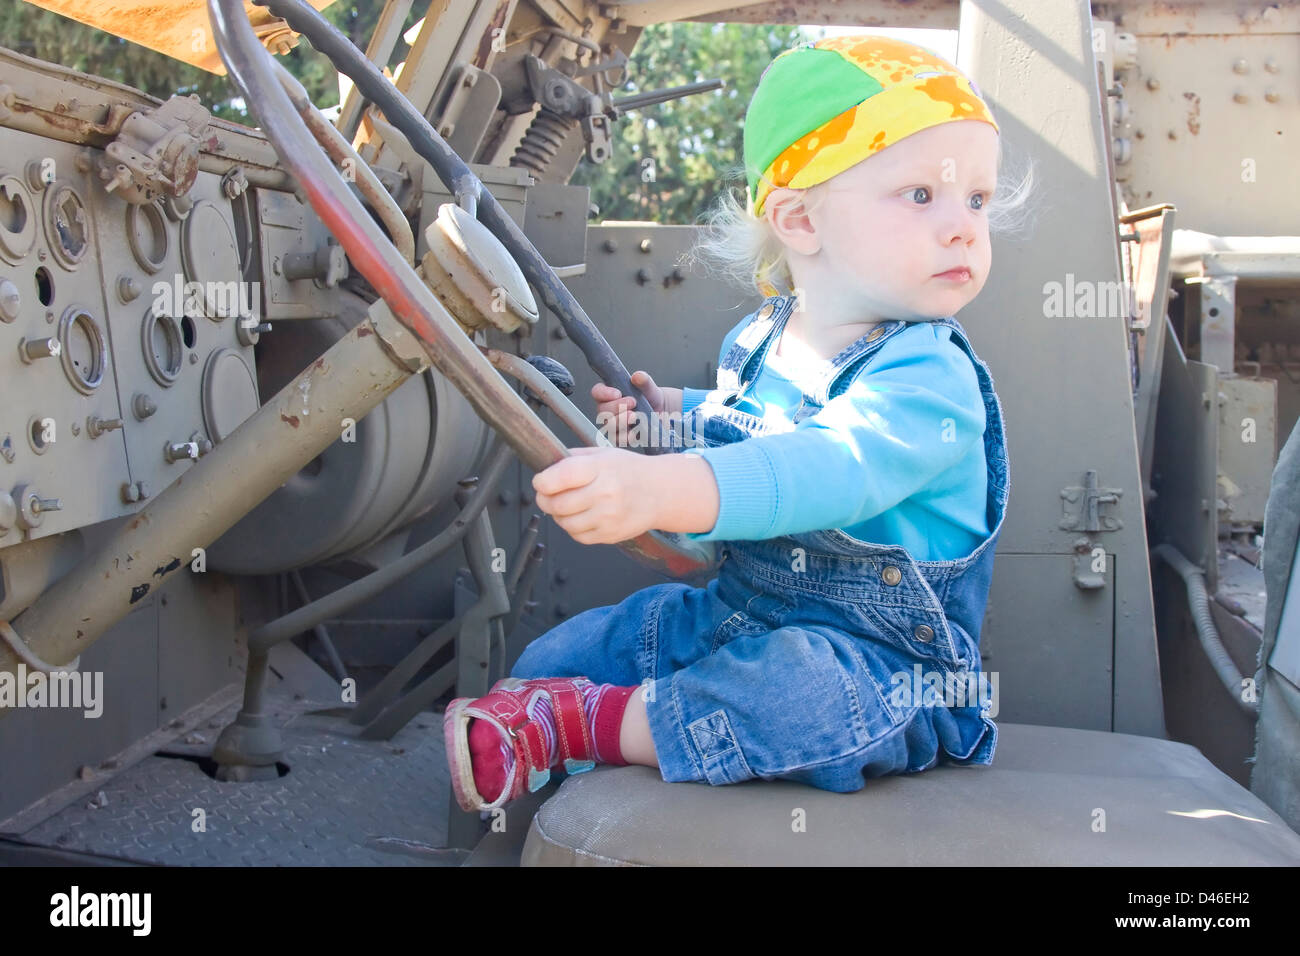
[937,200,978,245]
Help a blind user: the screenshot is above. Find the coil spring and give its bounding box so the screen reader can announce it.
[510,109,577,179]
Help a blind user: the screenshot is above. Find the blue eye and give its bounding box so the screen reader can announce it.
[971,192,987,211]
[906,187,930,203]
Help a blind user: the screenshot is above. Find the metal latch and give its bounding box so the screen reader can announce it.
[1060,469,1123,532]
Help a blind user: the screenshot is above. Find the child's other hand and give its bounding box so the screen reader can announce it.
[592,371,663,446]
[532,446,661,545]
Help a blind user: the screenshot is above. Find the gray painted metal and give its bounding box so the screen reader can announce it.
[0,558,243,824]
[1,309,425,686]
[955,0,1162,734]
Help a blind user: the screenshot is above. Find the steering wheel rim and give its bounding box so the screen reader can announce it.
[208,0,720,580]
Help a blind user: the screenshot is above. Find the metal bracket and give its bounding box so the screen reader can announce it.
[1071,537,1108,590]
[96,94,212,204]
[1060,469,1124,532]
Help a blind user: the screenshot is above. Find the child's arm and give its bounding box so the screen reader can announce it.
[531,445,720,545]
[676,325,987,543]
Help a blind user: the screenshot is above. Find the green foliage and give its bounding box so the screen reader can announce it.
[569,21,805,225]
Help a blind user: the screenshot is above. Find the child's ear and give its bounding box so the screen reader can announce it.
[765,188,820,256]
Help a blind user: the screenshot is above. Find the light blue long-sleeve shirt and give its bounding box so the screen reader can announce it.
[677,317,990,562]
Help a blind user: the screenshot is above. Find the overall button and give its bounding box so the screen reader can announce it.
[881,565,902,586]
[866,326,886,342]
[756,302,775,320]
[914,624,935,643]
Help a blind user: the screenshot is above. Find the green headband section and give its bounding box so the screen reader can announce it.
[743,47,884,207]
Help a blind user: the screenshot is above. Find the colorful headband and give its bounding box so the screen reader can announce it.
[743,36,999,294]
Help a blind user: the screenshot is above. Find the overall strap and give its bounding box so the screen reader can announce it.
[715,295,797,393]
[814,318,912,405]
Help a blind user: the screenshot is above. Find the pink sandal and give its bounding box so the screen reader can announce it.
[443,676,598,812]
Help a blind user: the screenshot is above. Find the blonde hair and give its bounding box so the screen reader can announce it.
[683,134,1039,298]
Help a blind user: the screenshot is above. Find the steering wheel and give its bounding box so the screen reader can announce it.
[208,0,720,581]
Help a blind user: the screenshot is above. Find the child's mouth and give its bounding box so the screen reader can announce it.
[933,268,972,282]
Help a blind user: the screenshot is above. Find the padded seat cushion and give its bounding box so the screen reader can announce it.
[521,722,1300,865]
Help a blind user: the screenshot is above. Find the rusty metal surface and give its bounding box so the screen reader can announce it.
[0,46,292,190]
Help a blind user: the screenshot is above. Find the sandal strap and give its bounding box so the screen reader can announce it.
[525,678,597,767]
[468,690,550,779]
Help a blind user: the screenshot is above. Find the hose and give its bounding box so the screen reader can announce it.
[1151,543,1259,716]
[0,620,78,673]
[273,59,416,263]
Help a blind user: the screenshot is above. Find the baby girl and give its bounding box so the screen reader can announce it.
[444,34,1021,811]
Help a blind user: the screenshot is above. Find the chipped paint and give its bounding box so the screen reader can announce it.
[1183,91,1201,135]
[153,557,182,578]
[129,583,150,604]
[281,413,300,428]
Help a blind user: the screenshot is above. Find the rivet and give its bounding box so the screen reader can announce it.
[117,275,141,303]
[914,624,935,643]
[1232,58,1249,75]
[1146,77,1159,91]
[1233,91,1249,104]
[1264,88,1279,104]
[881,565,902,586]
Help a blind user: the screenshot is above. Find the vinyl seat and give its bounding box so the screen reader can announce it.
[521,721,1300,865]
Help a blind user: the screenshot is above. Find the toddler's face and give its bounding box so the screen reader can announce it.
[798,121,999,321]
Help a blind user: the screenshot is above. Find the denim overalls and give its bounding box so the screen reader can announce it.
[512,293,1010,793]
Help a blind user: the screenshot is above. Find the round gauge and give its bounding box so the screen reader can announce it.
[181,200,242,321]
[141,308,184,386]
[43,181,90,270]
[58,305,107,394]
[0,175,37,264]
[126,201,170,274]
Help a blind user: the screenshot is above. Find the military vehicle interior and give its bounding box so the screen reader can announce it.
[1,0,1299,866]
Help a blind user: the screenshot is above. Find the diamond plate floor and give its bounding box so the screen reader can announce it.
[15,687,472,866]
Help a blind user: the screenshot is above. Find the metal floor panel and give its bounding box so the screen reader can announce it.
[12,688,469,866]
